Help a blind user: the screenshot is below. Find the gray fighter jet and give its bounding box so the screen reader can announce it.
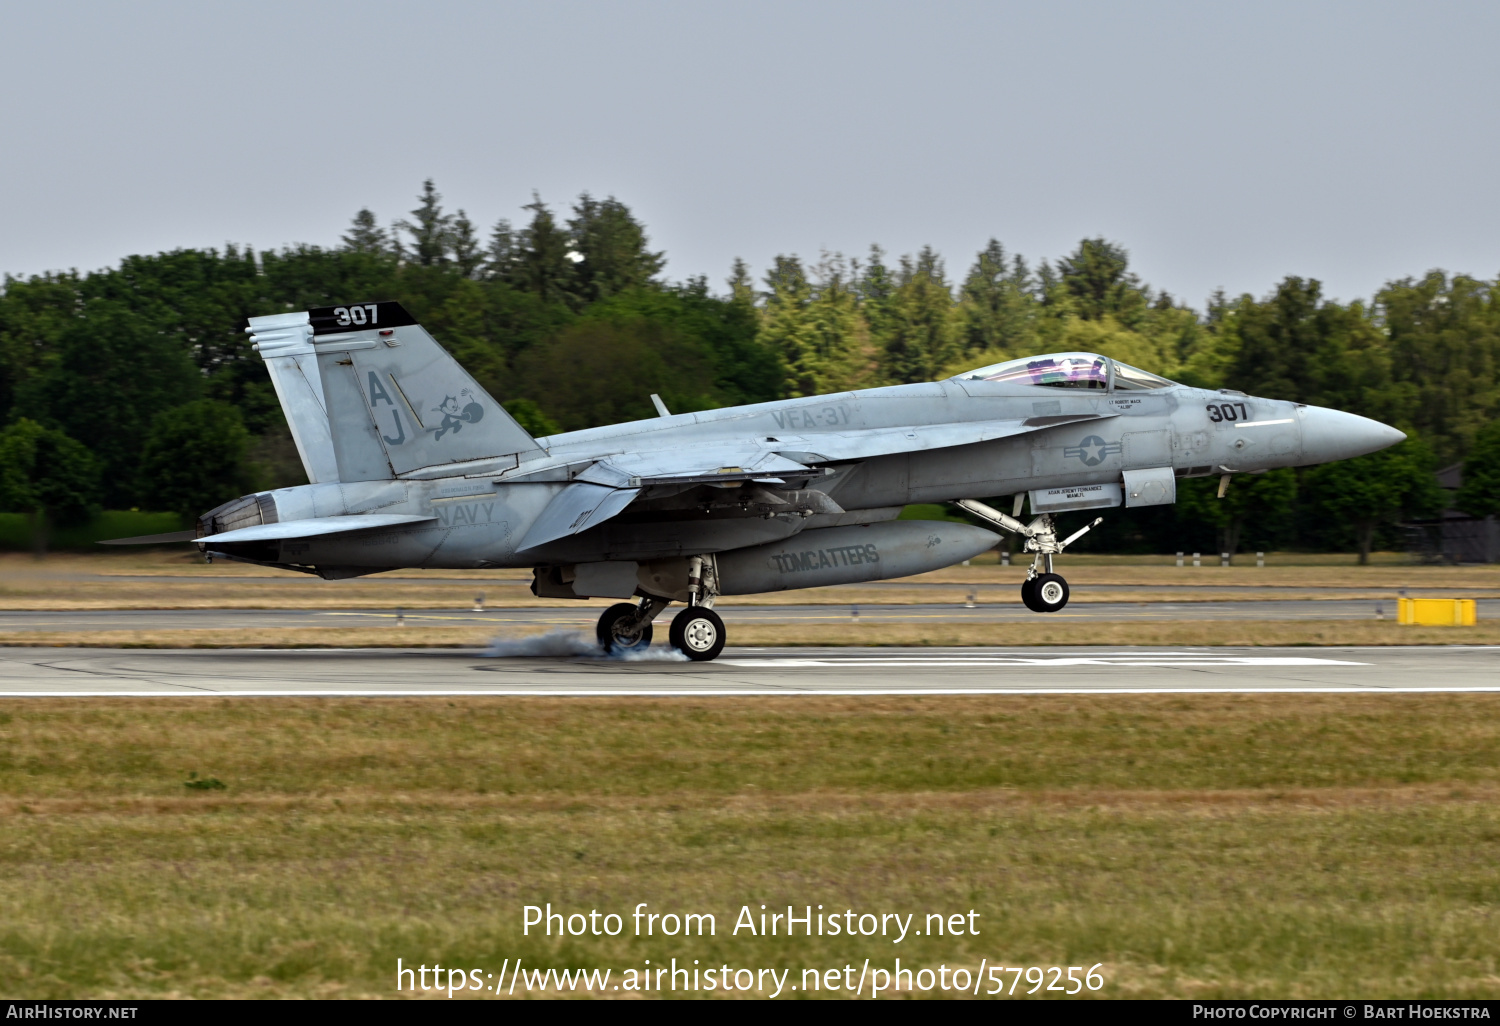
[178,301,1403,660]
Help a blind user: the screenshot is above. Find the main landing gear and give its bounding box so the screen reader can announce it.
[595,598,665,654]
[669,606,726,661]
[956,499,1102,614]
[595,555,726,661]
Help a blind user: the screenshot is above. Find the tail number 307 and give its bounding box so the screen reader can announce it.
[333,305,380,327]
[1207,402,1249,423]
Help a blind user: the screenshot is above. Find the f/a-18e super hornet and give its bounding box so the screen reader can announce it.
[153,300,1405,661]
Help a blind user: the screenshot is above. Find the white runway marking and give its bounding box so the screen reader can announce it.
[718,655,1369,667]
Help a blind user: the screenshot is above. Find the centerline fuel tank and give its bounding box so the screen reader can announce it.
[716,520,999,595]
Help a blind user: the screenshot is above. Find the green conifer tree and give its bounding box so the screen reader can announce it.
[567,193,665,304]
[395,179,453,267]
[761,256,824,397]
[485,218,517,281]
[512,194,576,306]
[958,239,1036,356]
[882,247,959,384]
[341,208,391,254]
[451,210,484,278]
[728,258,756,307]
[1057,238,1147,326]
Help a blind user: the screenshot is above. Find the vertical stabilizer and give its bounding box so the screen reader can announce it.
[307,301,544,481]
[248,311,340,483]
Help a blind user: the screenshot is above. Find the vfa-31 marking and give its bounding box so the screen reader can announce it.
[134,310,1403,662]
[768,402,855,430]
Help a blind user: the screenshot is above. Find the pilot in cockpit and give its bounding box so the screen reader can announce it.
[955,352,1172,391]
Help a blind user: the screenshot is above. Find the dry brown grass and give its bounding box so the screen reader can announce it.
[3,551,1497,611]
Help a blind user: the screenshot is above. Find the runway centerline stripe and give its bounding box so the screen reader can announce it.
[715,656,1369,667]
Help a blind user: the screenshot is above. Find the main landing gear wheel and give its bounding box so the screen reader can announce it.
[670,606,726,662]
[597,602,653,654]
[1030,573,1069,612]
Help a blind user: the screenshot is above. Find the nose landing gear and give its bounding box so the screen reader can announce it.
[669,554,725,660]
[957,499,1099,615]
[670,605,726,661]
[1022,572,1070,612]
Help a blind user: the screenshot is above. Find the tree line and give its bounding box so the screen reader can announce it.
[2,179,1497,557]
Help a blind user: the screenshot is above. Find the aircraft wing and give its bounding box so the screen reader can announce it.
[768,413,1112,462]
[198,513,437,544]
[512,415,1108,552]
[514,448,815,552]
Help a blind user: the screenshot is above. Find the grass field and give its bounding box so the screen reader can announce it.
[1,695,1497,999]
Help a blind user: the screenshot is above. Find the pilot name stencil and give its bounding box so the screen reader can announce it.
[771,543,880,574]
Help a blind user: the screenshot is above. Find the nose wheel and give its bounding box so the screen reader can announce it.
[955,500,1096,618]
[1022,573,1069,612]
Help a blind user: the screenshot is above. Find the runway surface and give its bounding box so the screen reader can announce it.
[1,644,1496,696]
[2,598,1489,633]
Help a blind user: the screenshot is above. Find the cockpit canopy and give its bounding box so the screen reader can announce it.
[953,352,1175,391]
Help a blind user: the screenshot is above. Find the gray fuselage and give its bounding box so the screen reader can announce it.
[214,375,1389,579]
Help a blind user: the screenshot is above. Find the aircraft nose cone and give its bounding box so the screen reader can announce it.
[1299,406,1406,465]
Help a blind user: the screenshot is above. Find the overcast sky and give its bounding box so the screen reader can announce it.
[2,0,1496,307]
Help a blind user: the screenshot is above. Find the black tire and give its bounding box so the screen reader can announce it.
[1032,573,1069,612]
[1020,578,1040,612]
[596,602,653,653]
[669,606,726,661]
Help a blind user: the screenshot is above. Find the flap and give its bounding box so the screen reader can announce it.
[585,448,815,485]
[516,482,641,552]
[198,513,437,544]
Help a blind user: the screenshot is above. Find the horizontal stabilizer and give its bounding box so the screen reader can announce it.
[516,482,640,552]
[98,530,198,546]
[198,513,436,545]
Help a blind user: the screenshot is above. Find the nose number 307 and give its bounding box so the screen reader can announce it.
[1206,402,1249,423]
[333,305,381,327]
